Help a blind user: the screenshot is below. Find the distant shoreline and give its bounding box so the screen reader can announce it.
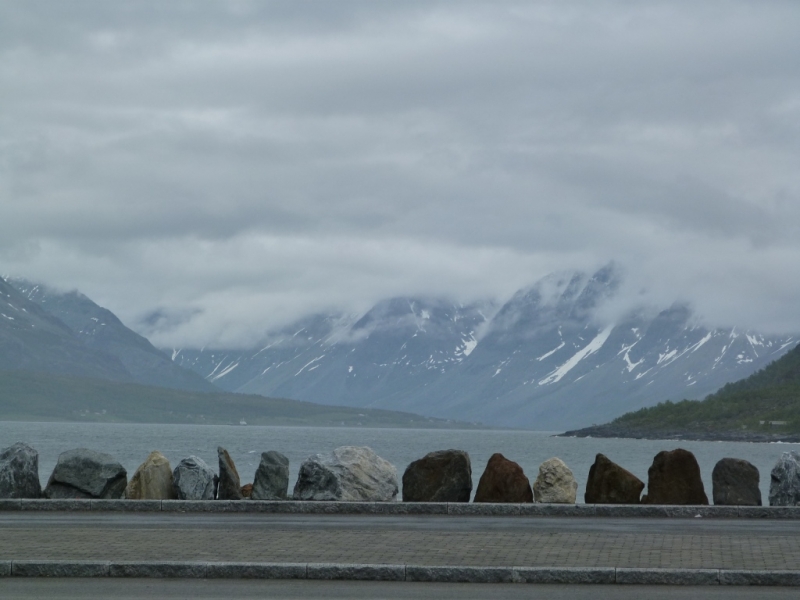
[558,425,800,444]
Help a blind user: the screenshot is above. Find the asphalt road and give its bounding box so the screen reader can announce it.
[1,579,800,600]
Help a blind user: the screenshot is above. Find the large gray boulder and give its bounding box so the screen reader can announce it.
[712,458,761,506]
[402,449,472,502]
[125,451,176,500]
[251,451,289,500]
[173,456,217,500]
[294,446,398,502]
[769,451,800,506]
[533,457,577,504]
[44,448,127,499]
[0,442,42,499]
[217,447,243,500]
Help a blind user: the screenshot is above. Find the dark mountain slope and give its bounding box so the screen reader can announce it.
[0,277,132,381]
[563,342,800,441]
[7,279,215,392]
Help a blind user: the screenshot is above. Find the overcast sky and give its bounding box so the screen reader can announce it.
[2,1,799,348]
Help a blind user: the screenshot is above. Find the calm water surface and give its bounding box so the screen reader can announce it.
[1,421,797,502]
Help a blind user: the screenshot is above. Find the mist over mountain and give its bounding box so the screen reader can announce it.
[168,265,798,429]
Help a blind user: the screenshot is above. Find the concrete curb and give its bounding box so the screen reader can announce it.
[513,567,616,584]
[719,570,800,586]
[11,561,109,577]
[1,561,799,585]
[616,568,720,585]
[307,563,406,581]
[3,499,800,518]
[406,565,515,583]
[109,561,207,578]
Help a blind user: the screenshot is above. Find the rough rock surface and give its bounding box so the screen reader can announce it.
[402,449,472,502]
[474,453,533,503]
[125,451,176,500]
[712,457,761,506]
[294,446,398,502]
[769,451,800,506]
[251,451,289,500]
[217,447,243,500]
[533,457,578,504]
[240,483,253,498]
[173,456,217,500]
[584,453,643,504]
[0,442,42,499]
[643,448,708,505]
[44,448,127,499]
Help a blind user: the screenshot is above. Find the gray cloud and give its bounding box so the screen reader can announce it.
[2,1,799,346]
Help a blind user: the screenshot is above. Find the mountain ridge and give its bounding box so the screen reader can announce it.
[167,265,797,429]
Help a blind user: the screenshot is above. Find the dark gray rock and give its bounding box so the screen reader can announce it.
[173,456,217,500]
[642,448,708,505]
[769,451,800,506]
[584,453,643,504]
[44,448,127,499]
[402,449,472,502]
[712,457,761,506]
[294,446,398,502]
[217,446,243,500]
[0,442,42,499]
[251,451,289,500]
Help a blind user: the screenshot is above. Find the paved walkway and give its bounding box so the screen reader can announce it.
[1,513,799,570]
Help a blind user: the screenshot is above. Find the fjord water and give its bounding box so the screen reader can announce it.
[1,421,796,502]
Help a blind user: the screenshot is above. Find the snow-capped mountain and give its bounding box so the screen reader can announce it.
[170,265,798,429]
[172,297,492,408]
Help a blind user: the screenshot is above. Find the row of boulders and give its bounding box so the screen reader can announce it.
[0,443,290,501]
[4,441,800,506]
[405,448,800,506]
[401,451,578,503]
[585,449,783,506]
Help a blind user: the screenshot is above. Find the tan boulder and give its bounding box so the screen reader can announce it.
[217,446,244,500]
[533,457,577,504]
[125,451,176,500]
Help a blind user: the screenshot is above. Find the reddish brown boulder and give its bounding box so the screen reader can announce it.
[643,448,708,505]
[474,453,533,503]
[584,453,643,504]
[240,483,253,498]
[217,446,244,500]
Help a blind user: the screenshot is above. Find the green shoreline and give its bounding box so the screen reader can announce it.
[0,370,486,429]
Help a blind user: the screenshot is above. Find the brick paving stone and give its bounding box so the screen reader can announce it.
[2,514,800,570]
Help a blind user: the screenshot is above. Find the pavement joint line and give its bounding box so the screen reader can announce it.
[4,500,800,518]
[3,561,800,585]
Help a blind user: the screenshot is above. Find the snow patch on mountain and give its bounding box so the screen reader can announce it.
[539,324,614,385]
